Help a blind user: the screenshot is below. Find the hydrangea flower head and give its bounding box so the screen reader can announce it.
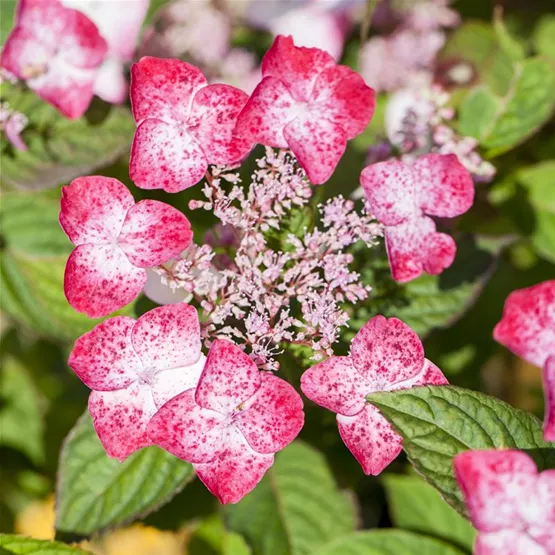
[69,304,205,461]
[360,153,474,282]
[129,56,251,193]
[301,315,448,475]
[235,35,375,184]
[1,0,108,119]
[494,280,555,441]
[60,175,193,317]
[454,449,555,554]
[148,339,305,504]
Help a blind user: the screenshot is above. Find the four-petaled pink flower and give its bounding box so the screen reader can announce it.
[60,175,193,318]
[1,0,108,119]
[454,449,555,555]
[129,57,252,193]
[360,153,474,282]
[147,339,305,504]
[68,304,206,461]
[235,35,375,185]
[494,280,555,441]
[301,315,448,475]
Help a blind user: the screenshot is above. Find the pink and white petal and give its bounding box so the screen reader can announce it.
[261,35,335,102]
[64,244,146,318]
[0,27,52,80]
[394,358,448,390]
[189,84,251,165]
[350,315,425,388]
[129,119,207,193]
[311,65,375,139]
[421,231,457,276]
[130,57,206,124]
[194,428,274,504]
[237,373,304,454]
[131,304,202,370]
[60,176,134,246]
[493,281,555,369]
[89,382,157,461]
[543,356,555,442]
[360,161,416,226]
[475,530,546,555]
[195,340,260,414]
[15,0,68,50]
[118,200,193,268]
[150,354,206,409]
[68,316,141,391]
[235,76,299,148]
[147,389,226,463]
[300,355,369,416]
[526,470,555,539]
[143,268,192,305]
[93,57,127,104]
[337,404,403,476]
[413,153,475,218]
[283,114,347,185]
[453,449,538,533]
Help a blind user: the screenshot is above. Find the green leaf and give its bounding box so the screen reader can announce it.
[0,357,44,465]
[55,412,194,537]
[458,87,499,139]
[223,441,356,555]
[310,530,466,555]
[0,535,92,555]
[533,14,555,60]
[188,515,251,555]
[382,475,475,551]
[0,1,16,44]
[493,11,525,61]
[368,386,555,516]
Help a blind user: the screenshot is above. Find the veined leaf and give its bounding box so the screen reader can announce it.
[0,535,92,555]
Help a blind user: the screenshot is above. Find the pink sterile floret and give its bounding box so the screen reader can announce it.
[60,175,192,318]
[235,35,375,185]
[1,0,108,119]
[147,339,305,504]
[301,315,448,475]
[68,304,206,461]
[454,449,555,555]
[129,56,252,193]
[360,153,474,283]
[493,280,555,441]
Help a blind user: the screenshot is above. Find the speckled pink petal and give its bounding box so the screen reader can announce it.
[131,304,202,370]
[453,449,538,533]
[89,383,156,461]
[129,119,208,192]
[360,160,416,226]
[350,315,425,387]
[130,56,207,124]
[147,389,226,463]
[394,359,448,389]
[337,404,403,475]
[261,35,335,102]
[236,373,304,454]
[68,316,141,391]
[300,355,369,416]
[235,76,299,148]
[194,428,274,504]
[493,281,555,369]
[543,356,555,441]
[64,244,146,318]
[283,114,346,184]
[59,176,134,246]
[195,340,260,414]
[118,200,193,268]
[189,84,251,165]
[413,153,475,218]
[475,530,546,555]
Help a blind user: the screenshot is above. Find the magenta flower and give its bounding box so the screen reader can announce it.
[129,56,251,193]
[68,304,205,461]
[147,339,305,504]
[494,280,555,441]
[1,0,108,119]
[301,315,448,475]
[235,35,375,185]
[60,176,193,318]
[454,449,555,554]
[360,153,474,282]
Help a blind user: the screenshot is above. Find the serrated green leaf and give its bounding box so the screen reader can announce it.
[55,412,194,537]
[382,475,475,552]
[0,535,92,555]
[223,441,356,555]
[368,386,555,516]
[533,14,555,60]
